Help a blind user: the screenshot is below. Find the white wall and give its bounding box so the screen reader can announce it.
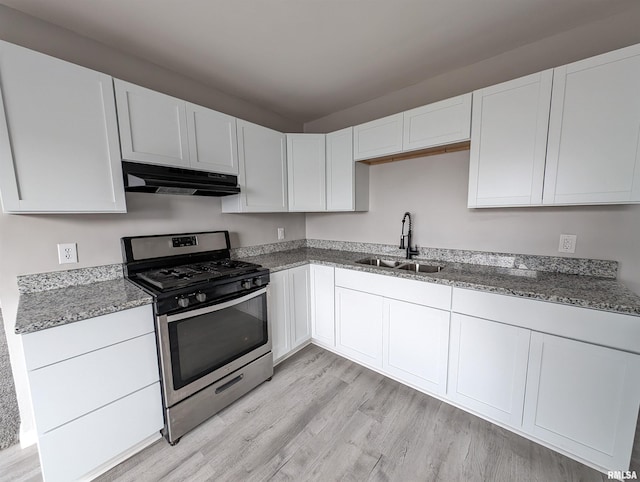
[306,151,640,295]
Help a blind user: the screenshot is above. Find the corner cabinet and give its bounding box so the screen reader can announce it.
[326,127,369,211]
[222,120,288,213]
[114,79,238,175]
[468,70,552,207]
[0,41,126,213]
[286,134,326,211]
[543,43,640,205]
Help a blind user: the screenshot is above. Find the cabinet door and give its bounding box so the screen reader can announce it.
[468,70,552,207]
[383,299,449,395]
[524,332,640,470]
[448,313,530,427]
[402,93,472,151]
[544,44,640,205]
[289,265,311,349]
[287,134,326,211]
[114,79,189,168]
[222,120,287,212]
[335,287,383,369]
[269,270,291,362]
[186,103,238,174]
[0,41,125,213]
[310,265,335,347]
[326,127,354,211]
[353,113,403,161]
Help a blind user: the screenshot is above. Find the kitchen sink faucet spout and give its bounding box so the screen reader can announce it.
[399,212,419,259]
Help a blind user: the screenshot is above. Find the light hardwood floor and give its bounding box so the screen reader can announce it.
[0,345,624,481]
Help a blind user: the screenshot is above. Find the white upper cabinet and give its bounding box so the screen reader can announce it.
[326,127,369,211]
[468,70,553,208]
[115,79,190,168]
[287,134,326,211]
[0,41,126,213]
[186,102,238,175]
[353,113,403,161]
[222,120,288,212]
[543,44,640,205]
[402,93,472,152]
[115,80,239,174]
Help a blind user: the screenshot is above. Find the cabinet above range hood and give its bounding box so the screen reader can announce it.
[122,161,240,197]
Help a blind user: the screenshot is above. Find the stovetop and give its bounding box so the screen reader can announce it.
[136,259,263,291]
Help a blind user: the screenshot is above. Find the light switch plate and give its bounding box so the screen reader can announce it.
[558,234,577,254]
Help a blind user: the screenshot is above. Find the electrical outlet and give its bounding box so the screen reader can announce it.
[57,243,78,264]
[558,234,577,254]
[277,227,285,240]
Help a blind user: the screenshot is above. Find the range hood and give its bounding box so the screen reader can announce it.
[122,161,240,197]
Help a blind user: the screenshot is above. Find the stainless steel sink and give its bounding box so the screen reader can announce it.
[396,262,444,273]
[356,257,404,268]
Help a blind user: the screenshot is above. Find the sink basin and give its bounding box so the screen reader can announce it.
[396,262,444,273]
[356,257,404,268]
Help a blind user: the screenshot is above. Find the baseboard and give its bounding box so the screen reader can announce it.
[274,340,312,366]
[19,427,37,449]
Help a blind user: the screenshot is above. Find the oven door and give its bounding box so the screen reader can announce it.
[156,287,271,408]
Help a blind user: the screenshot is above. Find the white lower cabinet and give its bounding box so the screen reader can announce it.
[269,265,311,363]
[22,305,163,482]
[383,299,449,395]
[523,332,640,470]
[310,265,335,347]
[447,313,531,427]
[335,287,384,369]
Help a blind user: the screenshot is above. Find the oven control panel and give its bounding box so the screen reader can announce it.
[172,236,198,248]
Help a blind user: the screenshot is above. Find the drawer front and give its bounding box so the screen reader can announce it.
[335,268,451,310]
[23,305,154,370]
[29,333,159,434]
[38,382,163,482]
[452,288,640,354]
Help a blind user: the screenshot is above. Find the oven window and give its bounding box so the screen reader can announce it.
[168,292,267,390]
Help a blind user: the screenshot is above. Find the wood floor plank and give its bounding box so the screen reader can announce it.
[0,345,624,482]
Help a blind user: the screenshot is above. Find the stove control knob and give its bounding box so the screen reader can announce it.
[177,297,190,308]
[195,292,207,303]
[241,280,252,290]
[253,277,263,287]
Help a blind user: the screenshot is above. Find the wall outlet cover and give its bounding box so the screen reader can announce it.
[277,227,285,240]
[57,243,78,264]
[558,234,577,254]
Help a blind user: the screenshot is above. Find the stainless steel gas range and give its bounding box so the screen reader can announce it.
[121,230,273,445]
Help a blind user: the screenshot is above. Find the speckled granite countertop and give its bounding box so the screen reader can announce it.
[15,267,152,335]
[238,247,640,317]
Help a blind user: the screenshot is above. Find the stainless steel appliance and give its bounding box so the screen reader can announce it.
[121,231,272,445]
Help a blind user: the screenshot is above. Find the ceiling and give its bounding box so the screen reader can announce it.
[2,0,639,123]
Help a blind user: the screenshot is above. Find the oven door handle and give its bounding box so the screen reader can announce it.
[165,287,267,323]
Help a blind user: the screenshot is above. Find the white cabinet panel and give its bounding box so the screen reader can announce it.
[448,313,530,427]
[222,120,287,212]
[326,127,369,211]
[115,79,189,168]
[38,383,163,482]
[0,41,126,213]
[186,103,238,174]
[335,287,383,368]
[468,70,552,207]
[29,333,159,435]
[353,113,403,161]
[269,270,291,362]
[544,44,640,205]
[310,265,335,347]
[383,299,449,395]
[287,134,326,211]
[403,93,472,151]
[524,333,640,470]
[290,265,311,349]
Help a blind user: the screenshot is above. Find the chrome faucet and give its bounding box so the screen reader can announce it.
[399,212,419,259]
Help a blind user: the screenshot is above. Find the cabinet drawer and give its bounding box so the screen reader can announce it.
[452,288,640,354]
[23,305,154,370]
[335,268,451,310]
[38,382,163,482]
[29,333,159,434]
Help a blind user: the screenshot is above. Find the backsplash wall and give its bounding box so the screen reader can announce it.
[306,151,640,295]
[0,193,305,442]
